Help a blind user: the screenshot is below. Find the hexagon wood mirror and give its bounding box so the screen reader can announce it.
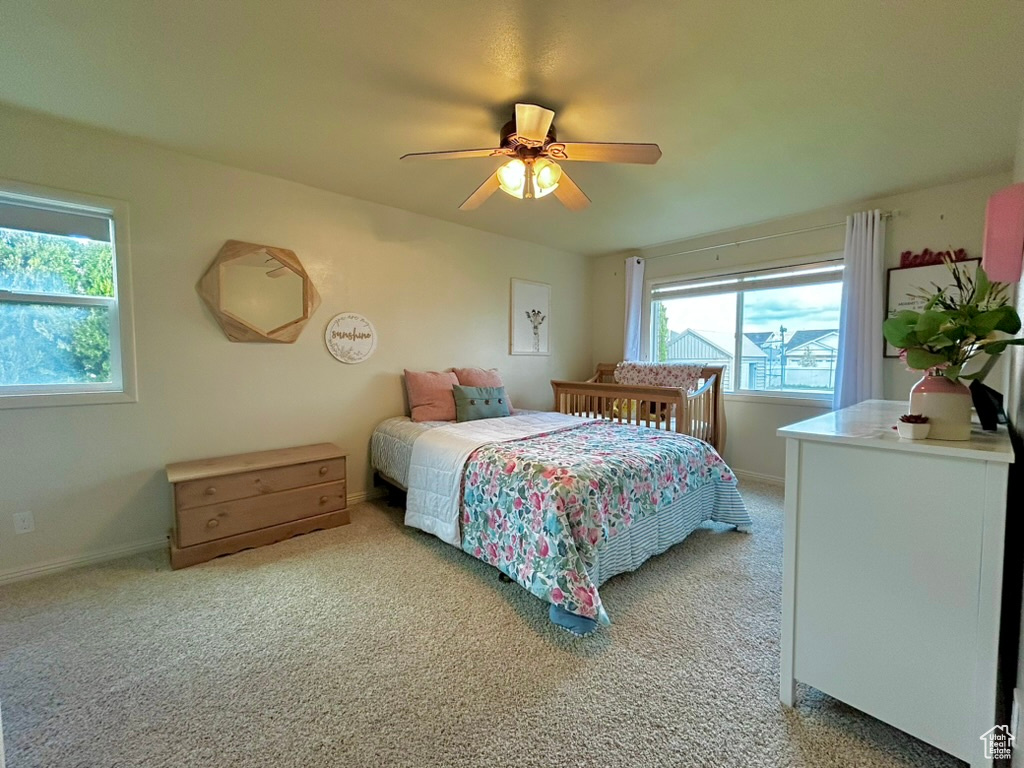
[198,240,320,343]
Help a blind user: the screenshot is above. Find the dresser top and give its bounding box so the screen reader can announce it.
[777,400,1015,464]
[166,442,345,482]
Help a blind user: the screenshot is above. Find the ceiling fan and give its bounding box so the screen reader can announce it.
[400,103,661,212]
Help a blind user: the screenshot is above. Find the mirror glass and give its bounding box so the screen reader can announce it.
[219,249,305,334]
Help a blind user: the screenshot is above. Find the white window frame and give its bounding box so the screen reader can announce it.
[0,179,137,409]
[643,253,843,406]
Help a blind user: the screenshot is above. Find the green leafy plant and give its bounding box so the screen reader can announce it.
[0,229,113,385]
[882,258,1024,382]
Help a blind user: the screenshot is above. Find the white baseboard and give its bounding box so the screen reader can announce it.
[734,469,785,486]
[0,489,388,587]
[348,488,386,504]
[0,536,168,587]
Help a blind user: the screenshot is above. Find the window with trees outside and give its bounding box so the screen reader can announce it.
[0,184,135,407]
[649,259,843,399]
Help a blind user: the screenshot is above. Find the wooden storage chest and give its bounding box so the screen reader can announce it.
[166,443,348,569]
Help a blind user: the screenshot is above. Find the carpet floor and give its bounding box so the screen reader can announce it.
[0,480,962,768]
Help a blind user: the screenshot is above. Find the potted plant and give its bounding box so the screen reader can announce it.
[896,413,930,440]
[883,259,1023,440]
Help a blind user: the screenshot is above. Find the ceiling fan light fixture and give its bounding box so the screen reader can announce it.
[496,158,526,198]
[496,157,562,201]
[534,158,562,198]
[403,102,659,212]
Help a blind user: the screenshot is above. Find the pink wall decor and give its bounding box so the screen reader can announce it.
[982,182,1024,284]
[898,248,967,268]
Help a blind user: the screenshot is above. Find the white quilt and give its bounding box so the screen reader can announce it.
[405,412,592,546]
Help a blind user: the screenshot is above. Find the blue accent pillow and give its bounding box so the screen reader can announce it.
[453,385,511,422]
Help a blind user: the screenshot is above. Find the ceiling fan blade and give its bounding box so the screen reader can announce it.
[400,148,508,161]
[552,171,590,212]
[551,142,662,164]
[515,103,555,146]
[459,173,501,211]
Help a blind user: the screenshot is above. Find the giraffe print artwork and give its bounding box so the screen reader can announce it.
[525,309,546,352]
[510,279,550,355]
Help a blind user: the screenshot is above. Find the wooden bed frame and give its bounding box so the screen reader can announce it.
[550,363,726,453]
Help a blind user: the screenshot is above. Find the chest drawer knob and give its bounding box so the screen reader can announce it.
[205,486,217,496]
[206,519,219,528]
[319,466,328,475]
[320,495,330,505]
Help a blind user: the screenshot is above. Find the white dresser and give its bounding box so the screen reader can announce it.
[778,400,1014,767]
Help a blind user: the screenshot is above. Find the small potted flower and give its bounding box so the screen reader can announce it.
[896,413,930,440]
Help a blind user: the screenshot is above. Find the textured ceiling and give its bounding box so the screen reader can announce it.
[1,1,1022,255]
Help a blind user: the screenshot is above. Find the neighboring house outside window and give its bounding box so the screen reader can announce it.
[648,259,843,401]
[0,181,136,408]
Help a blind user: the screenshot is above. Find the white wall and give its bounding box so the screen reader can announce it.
[0,104,593,580]
[592,172,1011,480]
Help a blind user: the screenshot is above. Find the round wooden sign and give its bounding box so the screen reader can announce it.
[325,312,377,364]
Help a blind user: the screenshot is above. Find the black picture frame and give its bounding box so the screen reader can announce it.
[884,258,981,358]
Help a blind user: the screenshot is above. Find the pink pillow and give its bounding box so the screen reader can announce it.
[454,368,514,412]
[404,369,458,422]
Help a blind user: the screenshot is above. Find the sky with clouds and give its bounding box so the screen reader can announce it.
[661,282,842,338]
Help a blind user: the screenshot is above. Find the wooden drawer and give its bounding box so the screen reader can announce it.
[170,509,350,569]
[177,480,347,547]
[175,456,346,510]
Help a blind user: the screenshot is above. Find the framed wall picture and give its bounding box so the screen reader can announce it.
[510,278,550,355]
[884,258,980,357]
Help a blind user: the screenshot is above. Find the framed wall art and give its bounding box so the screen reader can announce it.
[510,279,550,356]
[884,258,980,357]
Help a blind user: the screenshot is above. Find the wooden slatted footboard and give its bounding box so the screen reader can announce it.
[551,364,726,453]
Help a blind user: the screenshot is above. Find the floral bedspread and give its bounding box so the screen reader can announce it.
[459,420,747,624]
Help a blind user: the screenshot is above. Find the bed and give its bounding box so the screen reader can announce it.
[371,366,748,633]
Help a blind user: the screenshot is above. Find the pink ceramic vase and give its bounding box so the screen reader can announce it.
[908,370,972,441]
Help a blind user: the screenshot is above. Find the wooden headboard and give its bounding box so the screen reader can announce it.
[550,363,727,453]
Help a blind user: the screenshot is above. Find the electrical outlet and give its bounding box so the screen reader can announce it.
[1013,688,1021,743]
[12,511,34,534]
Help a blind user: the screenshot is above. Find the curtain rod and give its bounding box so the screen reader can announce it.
[645,210,896,261]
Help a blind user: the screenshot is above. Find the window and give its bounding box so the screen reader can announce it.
[649,259,843,399]
[0,182,135,407]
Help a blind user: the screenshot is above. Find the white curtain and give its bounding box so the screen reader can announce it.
[834,210,886,409]
[623,256,645,361]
